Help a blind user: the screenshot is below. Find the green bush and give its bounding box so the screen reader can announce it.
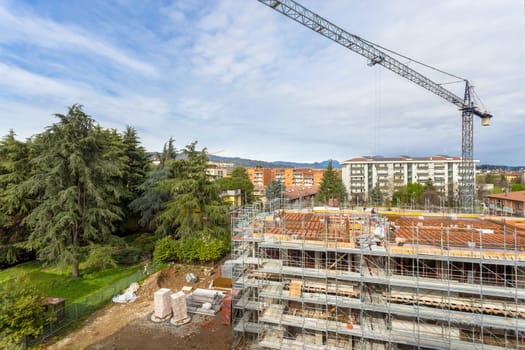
[0,274,54,348]
[195,237,225,262]
[130,233,156,257]
[113,247,142,265]
[83,245,117,270]
[153,236,178,262]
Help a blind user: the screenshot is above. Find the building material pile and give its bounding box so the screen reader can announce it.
[186,288,223,316]
[221,260,236,278]
[170,291,188,322]
[153,288,172,320]
[288,281,302,298]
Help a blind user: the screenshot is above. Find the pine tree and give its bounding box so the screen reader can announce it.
[130,166,172,230]
[265,179,285,202]
[316,160,346,205]
[155,142,229,238]
[129,136,177,231]
[22,105,126,277]
[122,126,149,197]
[119,126,149,231]
[0,131,34,265]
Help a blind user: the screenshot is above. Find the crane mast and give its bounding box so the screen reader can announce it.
[258,0,492,211]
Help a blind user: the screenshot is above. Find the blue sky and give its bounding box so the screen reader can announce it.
[0,0,524,165]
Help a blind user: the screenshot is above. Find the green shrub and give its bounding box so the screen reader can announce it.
[113,247,142,265]
[83,245,117,270]
[153,233,230,264]
[153,236,178,262]
[130,233,156,257]
[0,274,54,348]
[195,237,225,262]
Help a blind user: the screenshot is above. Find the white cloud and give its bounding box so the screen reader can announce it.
[0,0,523,165]
[0,3,156,76]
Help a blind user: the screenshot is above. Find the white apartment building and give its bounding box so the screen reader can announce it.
[206,161,235,179]
[341,155,464,203]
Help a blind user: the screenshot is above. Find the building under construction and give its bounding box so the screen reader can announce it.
[230,204,525,349]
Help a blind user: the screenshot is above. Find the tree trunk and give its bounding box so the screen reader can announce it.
[72,226,80,278]
[72,259,80,278]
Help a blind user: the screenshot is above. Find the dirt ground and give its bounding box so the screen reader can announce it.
[44,266,233,350]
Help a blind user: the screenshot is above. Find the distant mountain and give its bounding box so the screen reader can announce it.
[478,164,524,171]
[208,155,341,169]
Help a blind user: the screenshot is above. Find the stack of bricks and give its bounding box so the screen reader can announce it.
[154,288,172,319]
[289,281,302,298]
[170,291,188,322]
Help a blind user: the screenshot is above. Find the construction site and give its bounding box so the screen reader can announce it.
[230,203,525,350]
[226,1,524,349]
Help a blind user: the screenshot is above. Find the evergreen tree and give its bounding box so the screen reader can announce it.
[216,166,254,205]
[130,166,172,231]
[156,137,177,167]
[0,131,34,265]
[22,105,126,277]
[265,179,285,202]
[119,126,149,231]
[122,126,149,197]
[155,141,229,239]
[316,160,346,205]
[369,185,384,206]
[129,137,177,231]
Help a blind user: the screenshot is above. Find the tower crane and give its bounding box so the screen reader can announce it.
[257,0,492,211]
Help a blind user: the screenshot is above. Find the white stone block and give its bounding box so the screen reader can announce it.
[154,288,171,319]
[171,291,188,322]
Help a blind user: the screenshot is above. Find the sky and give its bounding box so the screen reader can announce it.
[0,0,524,165]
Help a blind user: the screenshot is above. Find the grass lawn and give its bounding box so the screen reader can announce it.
[0,261,142,304]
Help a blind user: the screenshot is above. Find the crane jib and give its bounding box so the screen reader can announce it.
[260,0,490,122]
[258,0,492,211]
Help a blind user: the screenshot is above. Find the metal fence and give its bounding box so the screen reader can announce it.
[25,262,162,348]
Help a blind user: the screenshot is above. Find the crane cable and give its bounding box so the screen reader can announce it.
[359,37,466,82]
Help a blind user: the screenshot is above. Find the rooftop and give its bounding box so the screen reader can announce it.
[258,211,525,250]
[486,190,525,202]
[343,155,461,163]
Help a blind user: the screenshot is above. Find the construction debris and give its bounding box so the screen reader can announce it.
[212,277,232,292]
[185,288,223,316]
[181,286,193,293]
[112,282,140,303]
[220,260,236,278]
[185,272,198,283]
[112,291,136,304]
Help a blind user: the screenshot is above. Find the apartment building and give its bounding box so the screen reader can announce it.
[486,190,525,217]
[207,161,235,179]
[247,167,325,189]
[247,168,273,188]
[230,204,525,350]
[342,156,463,204]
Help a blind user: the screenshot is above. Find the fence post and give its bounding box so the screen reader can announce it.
[33,266,154,348]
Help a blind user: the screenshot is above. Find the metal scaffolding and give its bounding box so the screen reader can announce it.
[231,205,525,350]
